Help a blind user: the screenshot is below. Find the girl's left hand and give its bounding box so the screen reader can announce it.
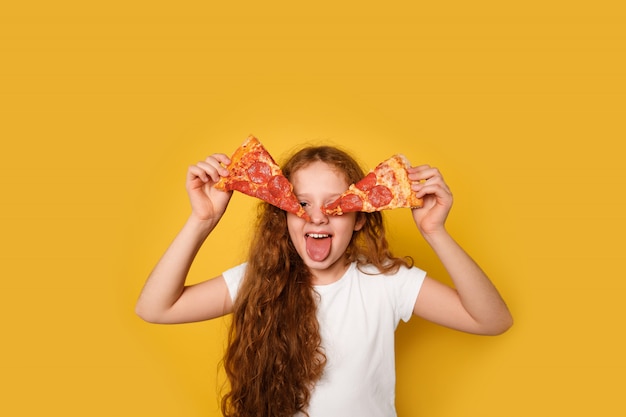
[408,165,453,236]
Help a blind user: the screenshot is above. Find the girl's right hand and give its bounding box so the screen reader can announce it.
[186,153,233,222]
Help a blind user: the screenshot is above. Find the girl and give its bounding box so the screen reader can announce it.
[136,145,512,417]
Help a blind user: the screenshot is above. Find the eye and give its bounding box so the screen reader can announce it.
[299,201,310,208]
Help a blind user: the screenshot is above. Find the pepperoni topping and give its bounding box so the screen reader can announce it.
[229,180,254,194]
[280,198,302,214]
[355,172,377,192]
[255,186,273,203]
[247,161,272,184]
[340,194,364,212]
[368,185,393,208]
[268,175,302,212]
[268,175,291,198]
[237,174,299,215]
[324,198,341,213]
[267,175,301,213]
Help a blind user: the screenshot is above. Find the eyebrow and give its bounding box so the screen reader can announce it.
[295,192,344,200]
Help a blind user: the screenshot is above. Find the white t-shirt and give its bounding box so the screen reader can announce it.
[222,261,426,417]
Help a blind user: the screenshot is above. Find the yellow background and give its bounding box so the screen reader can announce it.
[1,1,624,416]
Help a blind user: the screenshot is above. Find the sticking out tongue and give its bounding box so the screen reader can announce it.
[306,235,332,262]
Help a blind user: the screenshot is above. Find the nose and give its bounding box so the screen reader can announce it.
[308,205,329,225]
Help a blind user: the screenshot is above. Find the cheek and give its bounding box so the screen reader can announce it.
[286,214,304,240]
[333,215,359,237]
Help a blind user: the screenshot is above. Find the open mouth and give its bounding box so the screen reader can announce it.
[305,233,333,261]
[306,233,331,239]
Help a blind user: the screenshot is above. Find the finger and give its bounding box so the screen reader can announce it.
[209,153,231,167]
[187,164,211,183]
[410,171,445,193]
[413,181,452,201]
[197,154,231,181]
[193,162,223,184]
[407,164,431,172]
[407,165,429,179]
[407,165,441,182]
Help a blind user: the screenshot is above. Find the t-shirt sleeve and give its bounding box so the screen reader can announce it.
[222,262,247,302]
[392,265,427,323]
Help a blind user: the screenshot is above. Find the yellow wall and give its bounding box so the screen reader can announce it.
[2,1,624,416]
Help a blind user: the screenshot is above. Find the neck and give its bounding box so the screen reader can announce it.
[309,260,351,286]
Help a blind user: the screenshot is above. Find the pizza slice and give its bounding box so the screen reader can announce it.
[323,154,423,215]
[214,135,310,220]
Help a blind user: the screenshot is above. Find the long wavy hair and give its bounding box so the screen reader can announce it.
[221,146,412,417]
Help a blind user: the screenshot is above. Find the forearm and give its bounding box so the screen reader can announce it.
[135,215,217,322]
[424,229,513,334]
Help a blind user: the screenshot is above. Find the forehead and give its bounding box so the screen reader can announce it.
[290,161,349,192]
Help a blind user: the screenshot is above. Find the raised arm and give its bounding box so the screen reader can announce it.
[408,165,513,335]
[135,154,235,324]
